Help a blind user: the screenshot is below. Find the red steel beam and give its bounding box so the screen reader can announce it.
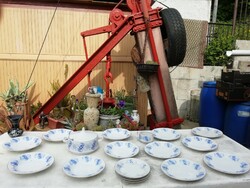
[33,16,134,124]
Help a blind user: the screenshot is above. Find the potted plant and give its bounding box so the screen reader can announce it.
[98,106,123,128]
[0,80,34,130]
[98,89,135,129]
[71,95,87,123]
[47,80,73,129]
[0,80,33,114]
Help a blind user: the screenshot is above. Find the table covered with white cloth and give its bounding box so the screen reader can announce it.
[0,129,250,188]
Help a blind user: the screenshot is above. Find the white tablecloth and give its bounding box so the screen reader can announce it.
[0,129,250,188]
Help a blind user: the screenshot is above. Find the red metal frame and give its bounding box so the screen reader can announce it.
[33,0,183,128]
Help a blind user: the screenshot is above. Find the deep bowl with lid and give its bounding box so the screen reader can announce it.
[63,128,99,154]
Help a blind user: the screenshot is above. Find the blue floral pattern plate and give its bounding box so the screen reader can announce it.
[103,128,131,140]
[161,158,206,181]
[63,155,105,178]
[152,128,181,141]
[8,152,54,174]
[192,127,223,138]
[3,136,42,151]
[145,141,181,159]
[43,129,72,142]
[115,158,150,179]
[182,136,218,151]
[104,141,139,158]
[204,152,250,174]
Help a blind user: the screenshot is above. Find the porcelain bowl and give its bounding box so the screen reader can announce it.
[64,129,99,154]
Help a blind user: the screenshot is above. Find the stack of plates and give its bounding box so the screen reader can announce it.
[115,158,150,183]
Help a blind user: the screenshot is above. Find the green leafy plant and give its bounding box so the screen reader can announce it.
[0,80,33,112]
[145,60,158,64]
[99,106,123,116]
[71,95,87,111]
[113,89,136,114]
[48,80,71,108]
[204,34,237,66]
[30,101,42,116]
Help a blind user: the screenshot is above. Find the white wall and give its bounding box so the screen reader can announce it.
[171,40,250,120]
[152,0,212,21]
[170,66,223,120]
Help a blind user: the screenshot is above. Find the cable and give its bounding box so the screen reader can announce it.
[25,0,61,90]
[153,0,169,8]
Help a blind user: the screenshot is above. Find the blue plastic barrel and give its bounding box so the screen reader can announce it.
[199,81,227,130]
[224,102,250,147]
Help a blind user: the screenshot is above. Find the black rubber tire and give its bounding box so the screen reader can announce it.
[160,8,187,67]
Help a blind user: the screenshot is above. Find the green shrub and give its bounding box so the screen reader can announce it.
[204,34,237,66]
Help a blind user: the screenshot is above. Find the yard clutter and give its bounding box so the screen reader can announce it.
[0,80,34,134]
[34,87,143,132]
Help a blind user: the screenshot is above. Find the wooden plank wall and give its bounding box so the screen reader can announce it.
[0,4,149,126]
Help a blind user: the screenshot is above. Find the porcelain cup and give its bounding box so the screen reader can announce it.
[138,131,154,143]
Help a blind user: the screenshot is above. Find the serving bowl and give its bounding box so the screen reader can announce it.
[63,128,99,154]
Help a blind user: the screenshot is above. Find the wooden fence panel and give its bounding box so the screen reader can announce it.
[0,4,150,126]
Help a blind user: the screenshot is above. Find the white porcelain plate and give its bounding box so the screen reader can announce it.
[8,152,54,174]
[115,158,150,179]
[161,158,206,181]
[63,155,105,178]
[182,136,218,151]
[120,173,151,183]
[104,141,139,159]
[103,128,131,140]
[204,152,250,174]
[192,127,223,138]
[152,128,181,141]
[43,129,72,142]
[145,141,181,159]
[3,136,42,151]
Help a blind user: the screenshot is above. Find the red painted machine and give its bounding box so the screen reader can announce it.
[33,0,187,129]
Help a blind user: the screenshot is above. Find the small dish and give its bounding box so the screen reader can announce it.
[104,141,139,159]
[63,155,105,178]
[115,158,150,179]
[161,158,206,181]
[8,152,54,174]
[144,141,181,159]
[103,128,131,140]
[43,129,72,142]
[182,136,218,151]
[204,152,250,174]
[3,136,42,152]
[192,127,223,138]
[152,128,181,141]
[138,131,154,143]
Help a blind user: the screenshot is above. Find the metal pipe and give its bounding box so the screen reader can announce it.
[232,0,239,35]
[226,50,250,56]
